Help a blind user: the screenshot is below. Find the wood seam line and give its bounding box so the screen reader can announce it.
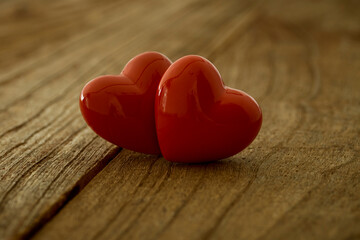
[18,135,101,231]
[32,3,263,239]
[1,0,203,193]
[0,125,87,205]
[23,146,123,239]
[9,1,205,238]
[1,0,224,172]
[1,0,204,174]
[4,2,264,239]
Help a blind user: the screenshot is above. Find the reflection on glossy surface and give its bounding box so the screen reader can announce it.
[155,55,262,163]
[80,52,171,154]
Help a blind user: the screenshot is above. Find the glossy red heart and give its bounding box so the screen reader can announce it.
[155,55,262,163]
[80,52,171,154]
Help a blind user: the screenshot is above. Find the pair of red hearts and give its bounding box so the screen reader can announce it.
[80,52,262,163]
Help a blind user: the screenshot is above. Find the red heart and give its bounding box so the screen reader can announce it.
[80,52,171,154]
[155,55,262,163]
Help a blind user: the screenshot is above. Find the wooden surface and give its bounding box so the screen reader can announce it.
[1,0,360,239]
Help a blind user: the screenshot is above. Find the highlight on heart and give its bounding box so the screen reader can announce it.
[79,52,262,163]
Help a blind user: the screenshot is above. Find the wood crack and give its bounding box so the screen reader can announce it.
[0,126,87,206]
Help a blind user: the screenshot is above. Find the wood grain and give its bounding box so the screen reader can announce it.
[1,0,359,239]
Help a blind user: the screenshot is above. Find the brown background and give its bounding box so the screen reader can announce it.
[0,0,359,239]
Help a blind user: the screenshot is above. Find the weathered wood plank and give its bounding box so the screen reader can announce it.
[31,1,360,240]
[1,0,360,239]
[0,0,260,239]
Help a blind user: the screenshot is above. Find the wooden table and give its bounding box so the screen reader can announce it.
[1,0,359,239]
